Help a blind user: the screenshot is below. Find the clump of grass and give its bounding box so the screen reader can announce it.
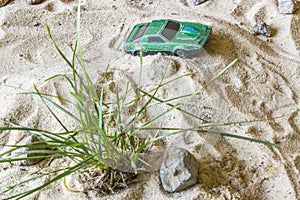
[0,3,279,200]
[0,50,278,199]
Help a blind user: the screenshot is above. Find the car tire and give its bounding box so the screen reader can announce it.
[175,49,189,59]
[134,50,147,57]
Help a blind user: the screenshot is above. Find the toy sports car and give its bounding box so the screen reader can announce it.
[124,19,212,58]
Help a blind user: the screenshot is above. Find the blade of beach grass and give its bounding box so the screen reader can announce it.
[2,167,68,195]
[135,125,279,148]
[5,156,97,200]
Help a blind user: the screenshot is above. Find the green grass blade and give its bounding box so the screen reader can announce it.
[5,156,97,200]
[198,129,280,147]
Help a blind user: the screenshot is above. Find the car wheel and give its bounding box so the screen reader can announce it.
[134,50,147,57]
[162,52,171,56]
[175,49,189,59]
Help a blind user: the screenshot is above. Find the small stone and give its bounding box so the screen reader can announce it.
[11,135,47,166]
[252,20,271,37]
[160,148,199,192]
[187,0,207,6]
[0,0,10,7]
[27,0,43,5]
[278,0,298,14]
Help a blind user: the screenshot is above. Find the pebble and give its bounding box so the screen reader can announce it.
[160,148,199,192]
[187,0,207,6]
[27,0,43,5]
[252,20,271,37]
[278,0,298,14]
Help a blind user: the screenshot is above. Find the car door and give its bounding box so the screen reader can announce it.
[146,36,170,55]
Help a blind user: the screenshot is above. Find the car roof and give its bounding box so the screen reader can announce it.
[144,19,168,35]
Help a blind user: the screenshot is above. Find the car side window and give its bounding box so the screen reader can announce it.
[161,21,180,41]
[148,36,165,43]
[132,23,150,41]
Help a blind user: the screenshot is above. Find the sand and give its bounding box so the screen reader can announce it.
[0,0,300,199]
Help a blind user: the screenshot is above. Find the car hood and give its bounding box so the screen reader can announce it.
[172,22,211,45]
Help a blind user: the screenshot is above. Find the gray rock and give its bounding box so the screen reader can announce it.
[0,0,10,7]
[252,20,271,37]
[27,0,43,5]
[11,135,47,166]
[160,148,198,192]
[187,0,207,6]
[278,0,298,14]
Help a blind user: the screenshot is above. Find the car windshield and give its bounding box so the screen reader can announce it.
[132,23,150,41]
[160,21,180,41]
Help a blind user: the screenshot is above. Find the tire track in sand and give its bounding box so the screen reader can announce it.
[204,14,300,199]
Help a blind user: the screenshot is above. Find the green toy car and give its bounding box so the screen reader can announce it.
[124,19,212,58]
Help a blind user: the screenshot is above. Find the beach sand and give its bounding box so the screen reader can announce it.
[0,0,300,199]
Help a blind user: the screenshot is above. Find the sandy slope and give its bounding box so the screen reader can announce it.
[0,0,300,199]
